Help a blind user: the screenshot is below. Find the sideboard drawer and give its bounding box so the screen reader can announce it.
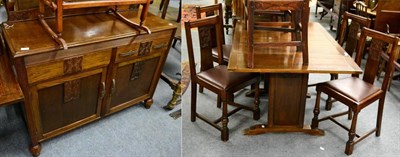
[116,31,171,62]
[26,49,111,84]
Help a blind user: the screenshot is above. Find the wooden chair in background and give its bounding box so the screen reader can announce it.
[311,28,400,155]
[196,3,231,65]
[185,15,261,141]
[244,0,310,68]
[315,0,334,19]
[354,0,368,17]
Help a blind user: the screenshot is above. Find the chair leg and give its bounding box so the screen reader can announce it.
[225,5,232,34]
[199,86,204,93]
[325,97,333,110]
[311,91,322,129]
[315,3,318,17]
[253,81,260,120]
[345,111,359,155]
[347,107,353,120]
[217,95,222,108]
[221,96,229,141]
[159,0,165,10]
[376,99,385,136]
[191,83,197,122]
[325,73,337,110]
[172,38,178,48]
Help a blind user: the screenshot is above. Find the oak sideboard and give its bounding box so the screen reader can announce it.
[1,7,176,156]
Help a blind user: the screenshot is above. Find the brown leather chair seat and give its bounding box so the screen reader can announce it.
[318,77,382,103]
[197,65,256,90]
[211,45,232,64]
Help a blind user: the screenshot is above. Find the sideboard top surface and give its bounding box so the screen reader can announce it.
[2,11,176,57]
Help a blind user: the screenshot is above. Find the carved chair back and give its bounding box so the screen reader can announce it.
[195,3,225,45]
[338,12,371,56]
[245,0,310,68]
[184,15,224,79]
[355,28,399,90]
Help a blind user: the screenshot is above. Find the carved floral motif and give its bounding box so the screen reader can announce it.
[64,56,83,75]
[64,79,81,103]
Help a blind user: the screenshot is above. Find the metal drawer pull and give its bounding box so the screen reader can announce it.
[119,50,138,57]
[152,43,166,49]
[100,82,105,99]
[111,79,116,95]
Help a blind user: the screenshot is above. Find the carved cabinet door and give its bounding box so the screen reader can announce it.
[104,36,171,115]
[30,68,107,139]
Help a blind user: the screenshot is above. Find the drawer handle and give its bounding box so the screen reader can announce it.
[100,82,105,99]
[111,79,116,95]
[152,43,167,49]
[119,50,138,57]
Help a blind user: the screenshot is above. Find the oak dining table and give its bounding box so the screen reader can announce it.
[228,21,363,135]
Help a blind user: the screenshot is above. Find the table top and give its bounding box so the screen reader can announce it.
[227,21,363,74]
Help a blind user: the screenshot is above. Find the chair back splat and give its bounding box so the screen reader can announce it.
[195,4,232,65]
[338,12,371,57]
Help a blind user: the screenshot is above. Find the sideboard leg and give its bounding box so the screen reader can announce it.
[144,98,153,109]
[30,143,41,157]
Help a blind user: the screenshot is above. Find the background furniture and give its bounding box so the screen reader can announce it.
[37,0,152,49]
[244,0,310,68]
[311,28,399,155]
[0,47,23,108]
[228,21,362,135]
[1,1,176,155]
[374,0,400,89]
[185,15,260,141]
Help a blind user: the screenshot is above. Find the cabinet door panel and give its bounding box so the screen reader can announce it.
[37,73,102,134]
[110,57,160,108]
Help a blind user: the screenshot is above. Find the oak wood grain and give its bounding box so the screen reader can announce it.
[228,22,363,74]
[0,52,24,107]
[26,49,111,84]
[2,12,175,58]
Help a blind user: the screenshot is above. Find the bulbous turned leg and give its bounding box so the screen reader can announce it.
[345,111,359,155]
[163,81,182,110]
[30,143,41,157]
[311,91,322,129]
[144,98,153,109]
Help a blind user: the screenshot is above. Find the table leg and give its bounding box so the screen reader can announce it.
[244,73,324,136]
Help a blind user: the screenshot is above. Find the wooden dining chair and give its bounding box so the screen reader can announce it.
[315,0,334,19]
[185,15,261,141]
[244,0,310,68]
[318,12,372,110]
[196,4,232,94]
[311,27,400,155]
[196,3,231,65]
[355,1,368,17]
